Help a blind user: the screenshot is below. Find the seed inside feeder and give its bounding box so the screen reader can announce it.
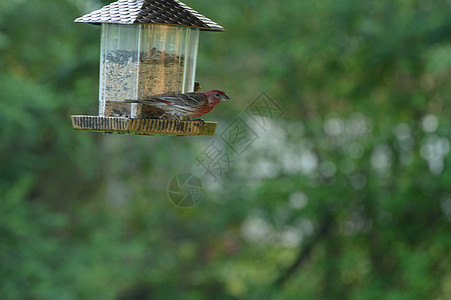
[102,49,185,118]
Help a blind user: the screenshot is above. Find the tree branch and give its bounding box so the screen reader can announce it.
[273,219,331,288]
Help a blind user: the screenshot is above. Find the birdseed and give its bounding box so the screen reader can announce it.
[101,49,185,117]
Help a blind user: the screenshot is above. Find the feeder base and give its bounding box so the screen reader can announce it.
[71,115,217,136]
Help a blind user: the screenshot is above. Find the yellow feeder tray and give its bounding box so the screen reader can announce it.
[71,115,217,136]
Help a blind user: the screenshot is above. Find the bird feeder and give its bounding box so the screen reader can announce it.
[71,0,224,136]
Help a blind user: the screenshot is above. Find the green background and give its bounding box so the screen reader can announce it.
[1,0,451,299]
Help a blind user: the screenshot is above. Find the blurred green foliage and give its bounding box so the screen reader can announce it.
[1,0,451,299]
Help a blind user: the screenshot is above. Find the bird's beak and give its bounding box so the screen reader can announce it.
[221,94,230,101]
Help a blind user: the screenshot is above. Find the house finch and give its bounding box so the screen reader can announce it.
[126,90,229,121]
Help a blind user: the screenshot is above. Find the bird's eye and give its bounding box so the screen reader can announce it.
[215,93,221,97]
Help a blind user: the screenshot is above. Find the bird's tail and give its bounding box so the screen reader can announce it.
[123,99,153,104]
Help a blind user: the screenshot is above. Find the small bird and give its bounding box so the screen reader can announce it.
[127,90,229,122]
[194,81,202,92]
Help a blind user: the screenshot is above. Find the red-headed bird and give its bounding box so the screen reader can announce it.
[127,90,229,122]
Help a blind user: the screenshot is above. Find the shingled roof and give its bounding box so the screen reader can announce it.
[74,0,224,31]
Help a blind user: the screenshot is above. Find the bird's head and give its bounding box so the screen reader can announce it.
[205,90,230,104]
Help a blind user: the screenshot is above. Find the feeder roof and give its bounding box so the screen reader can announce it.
[74,0,224,31]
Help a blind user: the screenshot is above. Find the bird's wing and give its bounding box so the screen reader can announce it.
[123,93,207,112]
[150,92,207,108]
